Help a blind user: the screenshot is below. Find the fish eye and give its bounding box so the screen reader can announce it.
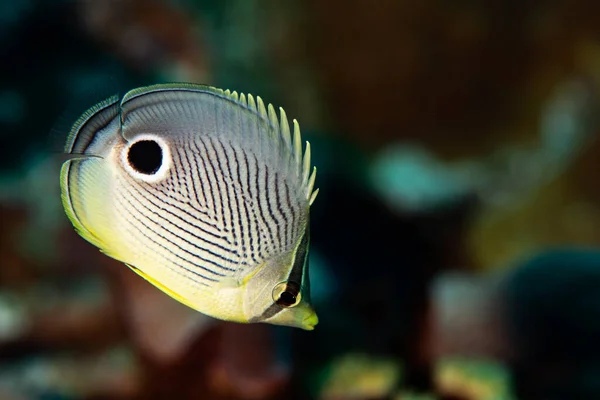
[127,140,163,175]
[272,281,301,308]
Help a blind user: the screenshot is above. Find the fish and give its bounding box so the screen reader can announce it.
[59,83,319,330]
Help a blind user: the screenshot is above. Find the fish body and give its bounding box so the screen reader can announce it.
[60,83,319,330]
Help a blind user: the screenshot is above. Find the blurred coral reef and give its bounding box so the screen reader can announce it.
[3,0,600,399]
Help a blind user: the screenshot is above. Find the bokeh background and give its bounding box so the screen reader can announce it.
[2,1,600,399]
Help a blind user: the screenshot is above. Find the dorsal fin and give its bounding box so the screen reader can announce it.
[118,83,318,203]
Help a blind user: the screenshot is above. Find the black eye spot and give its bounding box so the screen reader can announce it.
[127,140,163,174]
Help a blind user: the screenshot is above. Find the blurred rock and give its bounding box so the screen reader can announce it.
[25,277,122,352]
[78,0,210,83]
[430,249,600,399]
[0,290,28,342]
[504,249,600,399]
[394,392,438,400]
[371,144,483,213]
[304,0,600,155]
[318,353,402,400]
[435,358,514,400]
[430,272,509,361]
[0,204,37,288]
[107,258,215,366]
[0,346,139,400]
[207,323,290,399]
[0,154,72,269]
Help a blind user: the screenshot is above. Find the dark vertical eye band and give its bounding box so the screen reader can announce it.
[287,229,309,285]
[252,231,311,322]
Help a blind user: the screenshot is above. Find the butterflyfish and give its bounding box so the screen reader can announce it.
[60,83,319,330]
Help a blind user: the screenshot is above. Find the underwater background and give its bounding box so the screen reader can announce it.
[3,0,600,399]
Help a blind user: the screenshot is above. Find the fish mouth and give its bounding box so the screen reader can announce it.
[301,311,319,331]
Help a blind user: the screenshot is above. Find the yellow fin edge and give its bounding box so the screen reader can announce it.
[59,161,108,250]
[125,263,201,312]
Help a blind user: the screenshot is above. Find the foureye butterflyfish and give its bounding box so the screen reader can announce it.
[60,83,319,330]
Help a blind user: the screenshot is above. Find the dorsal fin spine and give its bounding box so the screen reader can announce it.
[267,104,280,141]
[257,96,268,125]
[279,107,291,149]
[248,94,257,111]
[302,141,311,185]
[309,188,319,206]
[292,119,302,169]
[307,167,317,201]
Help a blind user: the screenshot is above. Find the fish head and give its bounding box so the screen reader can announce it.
[242,230,318,331]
